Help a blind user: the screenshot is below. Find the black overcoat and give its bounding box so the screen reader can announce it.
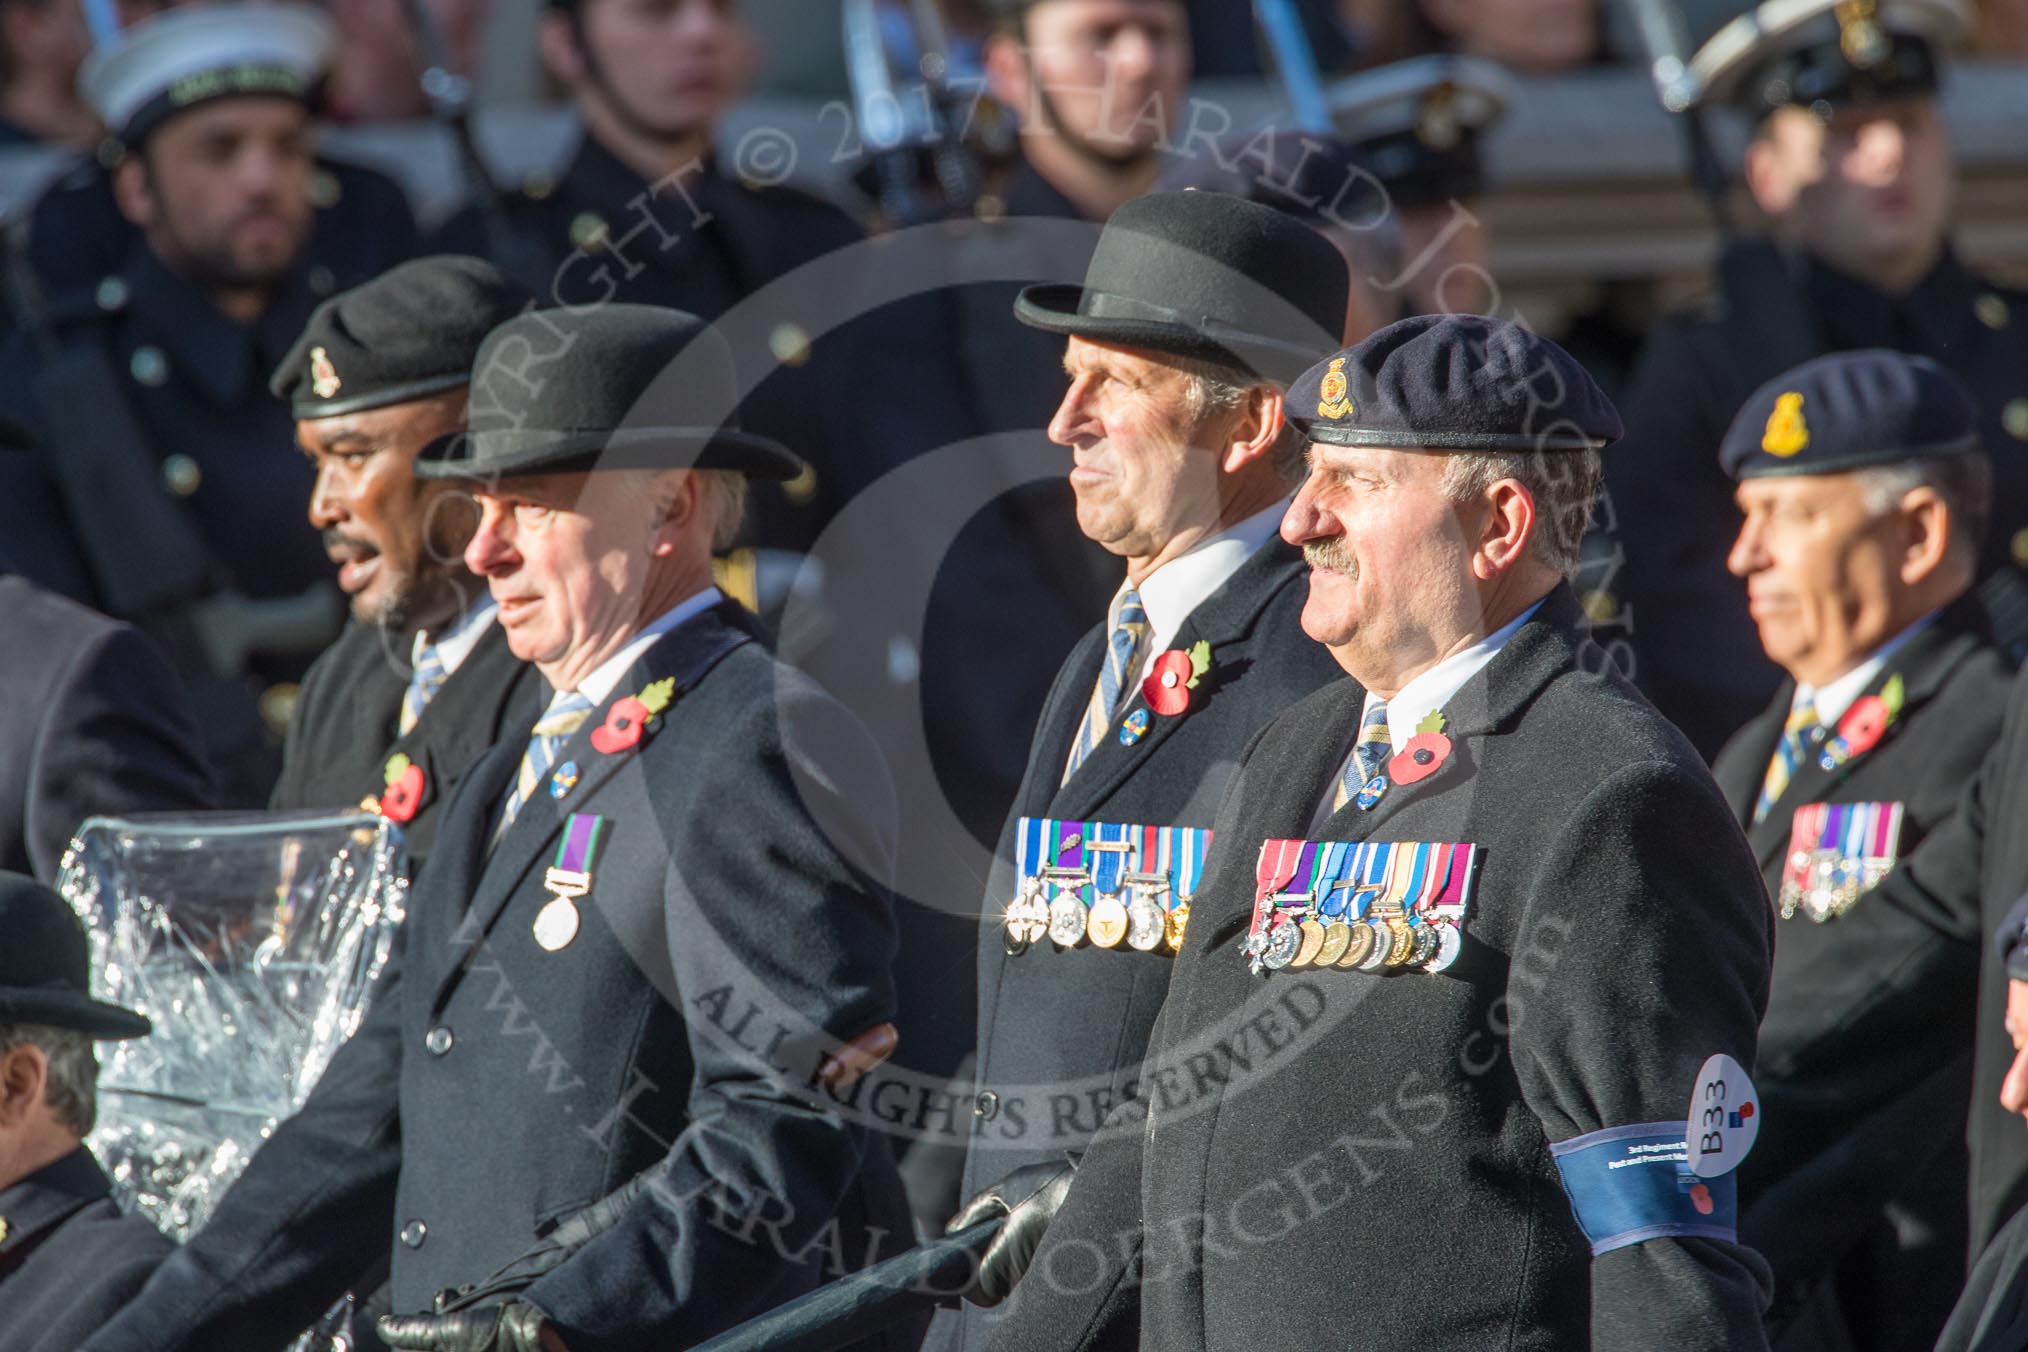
[0,1148,173,1352]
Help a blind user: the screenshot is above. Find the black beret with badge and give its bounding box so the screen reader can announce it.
[414,304,803,482]
[1288,312,1624,451]
[1720,347,1981,480]
[271,256,533,420]
[0,871,150,1041]
[1013,189,1348,383]
[1689,0,1968,117]
[1323,55,1515,208]
[78,1,335,150]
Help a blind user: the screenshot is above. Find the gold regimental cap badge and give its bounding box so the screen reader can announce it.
[1317,356,1354,420]
[309,346,341,399]
[1761,390,1810,457]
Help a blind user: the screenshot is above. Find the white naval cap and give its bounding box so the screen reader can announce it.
[80,2,336,146]
[1688,0,1968,114]
[1320,54,1516,205]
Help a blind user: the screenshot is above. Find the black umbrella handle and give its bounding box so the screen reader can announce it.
[686,1217,1004,1352]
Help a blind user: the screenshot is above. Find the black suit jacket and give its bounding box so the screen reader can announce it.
[1708,599,2012,1334]
[271,618,545,864]
[78,601,914,1352]
[0,1148,173,1352]
[0,574,215,879]
[987,586,1774,1352]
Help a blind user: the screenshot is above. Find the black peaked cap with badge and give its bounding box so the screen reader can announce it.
[1721,348,1982,480]
[1690,0,1968,117]
[271,256,532,420]
[0,871,149,1040]
[415,305,802,482]
[1288,312,1624,451]
[1013,190,1348,383]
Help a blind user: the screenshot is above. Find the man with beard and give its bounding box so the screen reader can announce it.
[1599,0,2028,760]
[269,256,546,865]
[0,3,363,801]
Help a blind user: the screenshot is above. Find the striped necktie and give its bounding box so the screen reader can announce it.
[500,693,595,831]
[398,642,450,737]
[1063,587,1150,783]
[1331,700,1392,811]
[1754,697,1820,825]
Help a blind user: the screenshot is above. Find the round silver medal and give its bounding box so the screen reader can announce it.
[1423,921,1463,972]
[532,896,581,951]
[1048,893,1089,947]
[1126,895,1165,951]
[1262,919,1302,970]
[1357,920,1392,970]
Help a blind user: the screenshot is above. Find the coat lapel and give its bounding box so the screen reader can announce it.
[1049,541,1309,821]
[380,624,542,820]
[429,603,756,1013]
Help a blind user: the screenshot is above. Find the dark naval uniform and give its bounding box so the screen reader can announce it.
[1713,597,2010,1345]
[77,307,916,1352]
[983,319,1774,1352]
[271,618,544,862]
[0,571,217,880]
[0,1148,175,1352]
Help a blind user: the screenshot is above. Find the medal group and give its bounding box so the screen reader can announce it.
[1778,799,1904,922]
[1244,837,1479,976]
[1002,817,1210,956]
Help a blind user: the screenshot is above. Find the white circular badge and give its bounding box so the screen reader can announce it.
[1685,1052,1759,1179]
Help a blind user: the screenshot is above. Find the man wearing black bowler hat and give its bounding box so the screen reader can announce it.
[971,314,1776,1351]
[269,256,546,865]
[923,189,1348,1352]
[0,872,171,1352]
[80,305,915,1352]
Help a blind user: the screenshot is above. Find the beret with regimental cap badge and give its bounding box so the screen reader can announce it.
[1720,348,1980,480]
[1288,313,1623,452]
[79,2,335,149]
[1322,54,1516,207]
[1689,0,1968,117]
[0,871,150,1041]
[414,305,803,482]
[272,256,533,420]
[1014,190,1348,383]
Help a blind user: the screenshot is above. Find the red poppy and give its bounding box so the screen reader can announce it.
[590,696,651,754]
[1142,650,1196,717]
[1388,732,1452,785]
[1688,1183,1714,1216]
[1836,695,1891,757]
[379,763,425,823]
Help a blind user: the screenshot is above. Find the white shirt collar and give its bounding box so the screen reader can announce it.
[1116,500,1288,684]
[1361,597,1546,744]
[1791,609,1938,728]
[543,586,726,711]
[411,596,497,679]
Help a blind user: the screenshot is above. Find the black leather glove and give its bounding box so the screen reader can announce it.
[377,1301,552,1351]
[945,1156,1078,1307]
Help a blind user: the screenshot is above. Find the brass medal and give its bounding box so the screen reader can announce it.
[1383,919,1417,967]
[1290,919,1326,968]
[1337,922,1374,968]
[1088,894,1130,948]
[1315,921,1353,967]
[1166,900,1191,951]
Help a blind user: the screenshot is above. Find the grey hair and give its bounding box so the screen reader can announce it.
[1854,453,1991,568]
[1170,356,1308,483]
[0,1023,98,1136]
[697,469,748,553]
[1440,448,1603,581]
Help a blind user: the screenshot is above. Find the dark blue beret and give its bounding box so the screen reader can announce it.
[1720,349,1979,481]
[1287,313,1622,452]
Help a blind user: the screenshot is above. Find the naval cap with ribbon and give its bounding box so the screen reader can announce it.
[1689,0,1967,117]
[0,870,150,1041]
[79,2,336,149]
[272,256,533,420]
[1013,189,1349,383]
[1288,313,1624,452]
[1720,348,1980,481]
[1322,54,1516,207]
[414,304,803,483]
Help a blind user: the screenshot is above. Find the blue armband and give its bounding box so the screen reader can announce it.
[1548,1122,1737,1255]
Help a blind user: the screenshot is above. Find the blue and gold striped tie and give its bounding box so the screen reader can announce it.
[1063,587,1149,783]
[500,693,595,831]
[398,642,450,737]
[1753,698,1820,826]
[1331,700,1392,811]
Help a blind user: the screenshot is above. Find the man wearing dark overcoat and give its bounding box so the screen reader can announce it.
[269,256,546,864]
[967,314,1777,1351]
[924,190,1348,1352]
[1705,351,2013,1351]
[77,305,914,1352]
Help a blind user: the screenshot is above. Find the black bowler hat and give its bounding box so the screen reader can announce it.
[414,305,803,482]
[1014,191,1349,382]
[1690,0,1965,117]
[272,256,532,420]
[0,872,149,1041]
[1159,132,1388,229]
[1289,313,1622,452]
[1721,349,1979,481]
